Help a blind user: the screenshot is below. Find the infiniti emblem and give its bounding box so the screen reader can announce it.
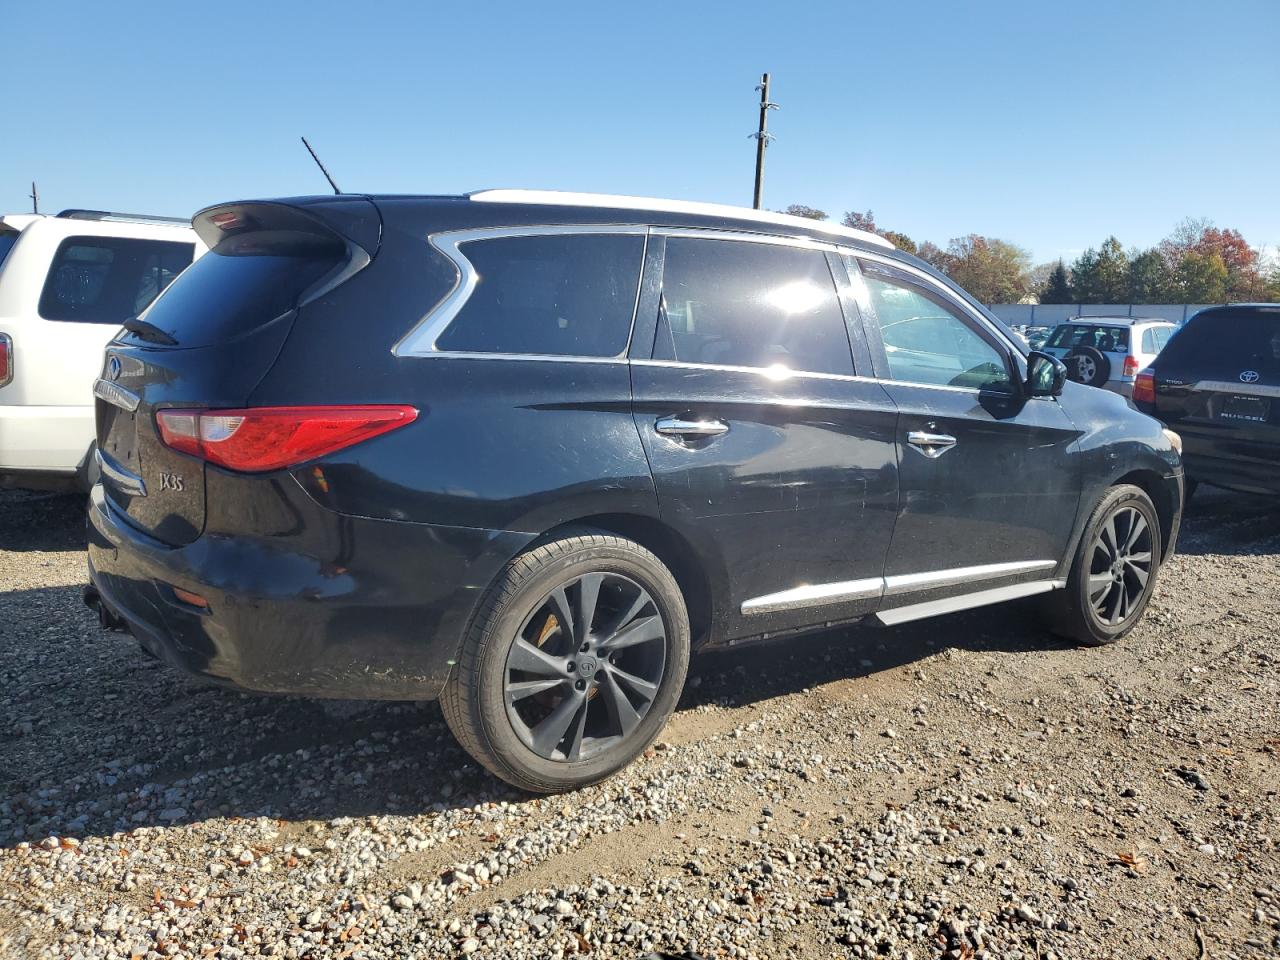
[107,356,122,381]
[1240,370,1260,383]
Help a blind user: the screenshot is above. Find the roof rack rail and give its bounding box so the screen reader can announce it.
[56,209,190,226]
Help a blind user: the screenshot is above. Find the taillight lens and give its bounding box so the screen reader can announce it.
[1133,371,1156,406]
[156,405,417,472]
[1122,355,1140,377]
[0,334,12,387]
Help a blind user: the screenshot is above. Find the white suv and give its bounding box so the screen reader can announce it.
[1040,316,1178,401]
[0,210,202,490]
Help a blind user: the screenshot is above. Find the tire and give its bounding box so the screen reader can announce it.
[1040,484,1162,646]
[1065,346,1111,387]
[441,530,690,793]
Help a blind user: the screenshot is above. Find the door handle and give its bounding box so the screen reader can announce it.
[655,416,729,438]
[907,430,957,458]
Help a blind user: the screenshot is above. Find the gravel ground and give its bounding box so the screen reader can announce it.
[1,486,1278,960]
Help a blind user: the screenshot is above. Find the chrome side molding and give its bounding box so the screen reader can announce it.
[740,559,1060,617]
[874,579,1065,626]
[741,577,884,616]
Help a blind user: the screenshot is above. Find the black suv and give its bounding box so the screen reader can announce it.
[86,191,1183,792]
[1134,304,1280,497]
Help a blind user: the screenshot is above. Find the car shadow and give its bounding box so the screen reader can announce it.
[0,489,86,552]
[0,579,1063,848]
[1173,486,1280,557]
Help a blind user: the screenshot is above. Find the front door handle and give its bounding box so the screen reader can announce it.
[907,430,957,458]
[655,416,729,438]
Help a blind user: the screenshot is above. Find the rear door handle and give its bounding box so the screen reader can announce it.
[907,431,957,458]
[655,416,729,438]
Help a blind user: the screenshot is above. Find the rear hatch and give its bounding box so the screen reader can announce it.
[1151,306,1280,463]
[95,198,380,544]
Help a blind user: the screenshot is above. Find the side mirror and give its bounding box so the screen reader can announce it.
[1025,351,1068,397]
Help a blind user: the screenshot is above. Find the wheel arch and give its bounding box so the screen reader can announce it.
[529,512,723,650]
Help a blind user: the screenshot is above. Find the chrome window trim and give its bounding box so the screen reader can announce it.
[399,352,630,366]
[93,378,141,413]
[1192,380,1280,399]
[392,224,649,359]
[741,577,883,616]
[654,226,838,252]
[841,247,1027,361]
[740,560,1060,617]
[630,357,876,385]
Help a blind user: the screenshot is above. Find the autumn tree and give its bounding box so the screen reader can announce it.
[1039,261,1073,304]
[842,210,877,232]
[940,235,1031,303]
[782,204,828,221]
[880,230,917,255]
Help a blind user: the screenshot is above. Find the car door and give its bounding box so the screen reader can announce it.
[629,231,900,641]
[843,254,1083,612]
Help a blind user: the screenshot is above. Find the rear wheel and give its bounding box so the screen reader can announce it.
[1041,484,1162,646]
[441,530,690,793]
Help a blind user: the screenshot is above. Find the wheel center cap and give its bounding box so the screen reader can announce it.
[578,657,598,678]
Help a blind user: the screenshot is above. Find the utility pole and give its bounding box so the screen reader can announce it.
[29,181,39,214]
[750,73,778,209]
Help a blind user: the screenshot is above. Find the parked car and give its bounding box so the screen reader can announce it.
[1039,317,1177,399]
[84,191,1184,792]
[0,209,202,491]
[1025,325,1053,350]
[1134,304,1280,497]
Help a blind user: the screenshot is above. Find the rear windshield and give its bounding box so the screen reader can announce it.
[134,231,344,347]
[39,236,194,324]
[1160,309,1280,376]
[1045,323,1130,352]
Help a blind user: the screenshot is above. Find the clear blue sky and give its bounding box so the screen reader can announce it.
[4,0,1277,264]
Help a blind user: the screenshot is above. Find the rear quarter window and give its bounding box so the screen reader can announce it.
[435,233,645,357]
[38,236,194,324]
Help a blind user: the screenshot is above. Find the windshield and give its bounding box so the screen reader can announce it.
[1160,309,1280,378]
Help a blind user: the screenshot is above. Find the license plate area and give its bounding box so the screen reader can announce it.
[1218,394,1271,423]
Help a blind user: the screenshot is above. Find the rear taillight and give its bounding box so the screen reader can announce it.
[1133,371,1156,406]
[1122,355,1140,377]
[156,405,417,473]
[0,334,12,387]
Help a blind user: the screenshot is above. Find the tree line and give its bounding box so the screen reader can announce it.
[782,205,1280,306]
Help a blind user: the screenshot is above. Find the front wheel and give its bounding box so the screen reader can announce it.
[1041,484,1163,646]
[441,530,690,793]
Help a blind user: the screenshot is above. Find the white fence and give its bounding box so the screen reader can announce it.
[989,303,1219,326]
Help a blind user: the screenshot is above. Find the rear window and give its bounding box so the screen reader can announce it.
[133,231,344,348]
[0,232,18,270]
[39,236,194,324]
[1160,309,1280,376]
[1045,323,1130,353]
[436,233,644,357]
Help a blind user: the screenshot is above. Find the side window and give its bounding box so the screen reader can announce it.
[1141,328,1157,354]
[655,237,852,376]
[436,233,644,357]
[852,258,1013,392]
[38,237,194,324]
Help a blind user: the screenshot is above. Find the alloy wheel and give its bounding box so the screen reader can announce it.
[1087,506,1153,626]
[504,573,667,762]
[1076,356,1096,381]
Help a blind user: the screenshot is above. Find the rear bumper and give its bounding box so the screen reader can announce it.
[0,403,94,473]
[1102,380,1134,401]
[86,481,535,699]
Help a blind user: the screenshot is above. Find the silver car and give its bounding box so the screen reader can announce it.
[1041,317,1177,400]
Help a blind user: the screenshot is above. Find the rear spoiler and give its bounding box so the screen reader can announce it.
[191,197,381,259]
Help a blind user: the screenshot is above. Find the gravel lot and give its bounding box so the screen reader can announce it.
[1,486,1278,960]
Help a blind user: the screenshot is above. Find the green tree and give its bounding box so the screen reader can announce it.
[1039,261,1073,304]
[943,235,1031,303]
[1071,237,1130,303]
[1128,249,1174,303]
[1177,251,1229,302]
[782,204,828,221]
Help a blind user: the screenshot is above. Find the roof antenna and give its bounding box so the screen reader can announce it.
[29,181,39,214]
[300,136,342,195]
